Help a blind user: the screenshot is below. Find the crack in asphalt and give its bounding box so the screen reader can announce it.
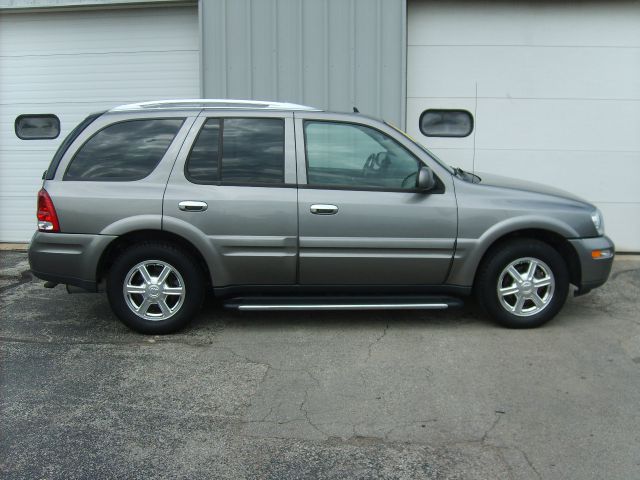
[366,323,389,361]
[222,345,327,438]
[0,270,34,294]
[610,267,640,281]
[481,414,502,443]
[517,446,542,480]
[478,414,542,480]
[3,330,544,478]
[299,387,330,438]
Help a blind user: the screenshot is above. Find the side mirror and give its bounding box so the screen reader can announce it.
[417,165,436,191]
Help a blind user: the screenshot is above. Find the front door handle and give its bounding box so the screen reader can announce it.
[179,201,208,212]
[310,204,338,215]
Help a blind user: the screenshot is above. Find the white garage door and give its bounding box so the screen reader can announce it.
[407,1,640,251]
[0,5,199,242]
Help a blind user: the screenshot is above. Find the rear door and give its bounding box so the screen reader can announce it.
[163,112,298,287]
[295,113,457,286]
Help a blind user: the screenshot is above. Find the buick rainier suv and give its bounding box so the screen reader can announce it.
[28,100,614,334]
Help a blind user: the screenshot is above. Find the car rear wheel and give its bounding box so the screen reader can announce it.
[107,242,205,334]
[475,239,569,328]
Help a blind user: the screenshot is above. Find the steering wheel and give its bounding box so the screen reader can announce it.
[362,152,390,177]
[401,171,418,189]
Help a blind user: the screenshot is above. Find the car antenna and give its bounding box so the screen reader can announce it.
[353,106,359,113]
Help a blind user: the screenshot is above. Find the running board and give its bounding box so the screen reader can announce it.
[223,295,463,311]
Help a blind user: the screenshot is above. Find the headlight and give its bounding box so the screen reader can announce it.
[591,209,604,236]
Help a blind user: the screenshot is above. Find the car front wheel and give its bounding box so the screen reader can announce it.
[475,239,570,328]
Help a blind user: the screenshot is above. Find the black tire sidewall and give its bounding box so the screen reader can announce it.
[475,239,569,328]
[107,242,205,334]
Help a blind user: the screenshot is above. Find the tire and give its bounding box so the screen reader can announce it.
[474,239,569,328]
[107,242,205,334]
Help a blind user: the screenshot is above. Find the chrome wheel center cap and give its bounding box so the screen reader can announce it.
[148,284,161,299]
[521,281,533,295]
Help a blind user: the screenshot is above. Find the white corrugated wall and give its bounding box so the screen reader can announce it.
[0,5,200,241]
[406,1,640,251]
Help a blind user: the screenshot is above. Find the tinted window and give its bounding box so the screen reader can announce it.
[45,112,103,180]
[15,114,60,140]
[221,118,284,184]
[186,119,220,183]
[419,109,473,137]
[64,119,183,181]
[304,121,420,190]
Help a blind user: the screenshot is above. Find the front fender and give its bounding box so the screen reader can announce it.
[446,215,580,286]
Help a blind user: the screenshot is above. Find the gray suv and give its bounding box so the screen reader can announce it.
[28,100,614,334]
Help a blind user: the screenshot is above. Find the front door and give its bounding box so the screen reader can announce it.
[296,117,457,286]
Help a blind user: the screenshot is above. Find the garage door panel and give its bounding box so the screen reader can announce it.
[1,52,200,104]
[2,103,112,152]
[407,1,640,251]
[408,46,640,100]
[596,204,640,252]
[0,7,198,56]
[0,151,57,196]
[475,98,640,152]
[406,98,476,171]
[0,6,199,242]
[474,150,640,204]
[0,200,37,242]
[408,2,640,48]
[406,98,476,148]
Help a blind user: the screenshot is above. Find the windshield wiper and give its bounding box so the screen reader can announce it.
[453,167,481,183]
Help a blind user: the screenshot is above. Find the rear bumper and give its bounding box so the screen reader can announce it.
[569,235,615,295]
[28,232,116,291]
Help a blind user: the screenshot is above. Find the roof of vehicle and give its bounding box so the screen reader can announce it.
[110,99,322,112]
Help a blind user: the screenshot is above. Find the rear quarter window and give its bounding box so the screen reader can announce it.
[64,118,184,181]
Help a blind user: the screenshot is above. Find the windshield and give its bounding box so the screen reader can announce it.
[384,121,454,174]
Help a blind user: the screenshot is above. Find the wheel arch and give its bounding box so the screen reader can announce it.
[96,230,213,287]
[472,228,581,289]
[447,217,583,289]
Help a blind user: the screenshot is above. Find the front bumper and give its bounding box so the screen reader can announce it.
[28,232,116,291]
[568,235,615,295]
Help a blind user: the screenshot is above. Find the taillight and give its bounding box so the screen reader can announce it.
[37,188,60,232]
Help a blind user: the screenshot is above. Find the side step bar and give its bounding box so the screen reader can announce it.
[224,295,463,312]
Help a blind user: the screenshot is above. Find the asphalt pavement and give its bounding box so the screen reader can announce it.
[1,250,639,479]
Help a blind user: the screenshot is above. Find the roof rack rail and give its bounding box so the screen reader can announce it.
[111,99,320,112]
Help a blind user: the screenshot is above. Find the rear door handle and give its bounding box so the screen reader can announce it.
[179,201,208,212]
[310,204,338,215]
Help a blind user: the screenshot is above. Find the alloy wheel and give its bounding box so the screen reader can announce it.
[123,260,185,321]
[497,257,555,317]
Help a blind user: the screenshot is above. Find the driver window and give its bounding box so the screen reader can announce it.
[304,121,421,190]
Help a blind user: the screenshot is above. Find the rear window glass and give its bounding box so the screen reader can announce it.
[186,117,285,185]
[64,119,184,181]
